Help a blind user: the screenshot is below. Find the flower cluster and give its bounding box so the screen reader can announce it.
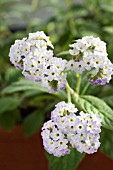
[41,120,70,157]
[41,57,67,92]
[69,36,113,85]
[9,31,67,92]
[41,101,102,157]
[9,31,53,70]
[9,33,113,90]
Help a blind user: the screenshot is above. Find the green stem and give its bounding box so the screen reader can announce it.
[66,83,78,103]
[66,83,71,103]
[76,74,82,95]
[81,82,90,96]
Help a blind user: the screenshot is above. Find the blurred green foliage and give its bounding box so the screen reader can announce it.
[0,0,113,166]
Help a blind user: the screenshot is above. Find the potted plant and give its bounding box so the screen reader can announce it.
[1,30,113,170]
[1,0,113,169]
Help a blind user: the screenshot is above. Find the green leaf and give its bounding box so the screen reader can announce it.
[21,90,41,100]
[103,26,113,34]
[100,4,113,13]
[23,110,45,137]
[28,94,56,107]
[5,67,22,85]
[56,51,70,57]
[54,91,67,100]
[100,128,113,159]
[23,100,57,136]
[2,79,47,94]
[0,110,20,131]
[82,95,113,120]
[2,80,66,101]
[0,97,20,114]
[102,96,113,109]
[74,95,113,131]
[46,149,85,170]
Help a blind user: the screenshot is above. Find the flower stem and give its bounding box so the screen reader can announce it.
[66,83,78,103]
[76,74,82,95]
[81,82,90,96]
[66,83,71,103]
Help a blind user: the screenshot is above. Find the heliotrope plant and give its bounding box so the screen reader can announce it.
[9,31,113,158]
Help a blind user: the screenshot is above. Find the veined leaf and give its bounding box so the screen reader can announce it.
[5,67,22,85]
[102,96,113,109]
[82,95,113,121]
[21,90,42,100]
[2,79,67,101]
[46,148,85,170]
[2,79,47,94]
[74,95,113,131]
[28,94,56,107]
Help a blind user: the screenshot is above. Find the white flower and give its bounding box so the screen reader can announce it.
[75,41,88,52]
[9,39,26,69]
[83,56,93,70]
[69,36,113,85]
[50,128,64,141]
[68,114,78,126]
[21,42,30,56]
[28,31,54,49]
[75,122,86,133]
[23,56,37,73]
[82,36,94,47]
[66,59,76,70]
[58,138,68,150]
[41,120,70,157]
[75,61,85,74]
[46,67,58,81]
[69,49,79,56]
[92,55,105,69]
[42,101,102,156]
[79,111,90,123]
[103,59,113,75]
[41,57,67,92]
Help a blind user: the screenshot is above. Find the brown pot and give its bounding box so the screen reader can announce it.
[0,126,113,170]
[0,126,48,170]
[76,152,113,170]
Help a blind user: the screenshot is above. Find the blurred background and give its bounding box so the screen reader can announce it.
[0,0,113,169]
